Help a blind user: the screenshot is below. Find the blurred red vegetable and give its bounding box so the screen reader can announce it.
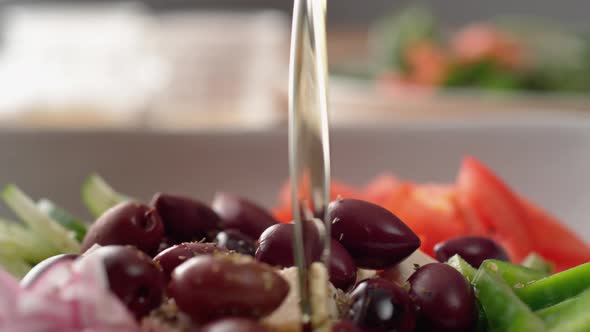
[451,23,523,70]
[274,157,590,271]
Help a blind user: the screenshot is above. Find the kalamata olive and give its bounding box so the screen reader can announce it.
[81,202,164,255]
[348,277,416,332]
[153,242,228,281]
[88,245,165,319]
[255,220,322,268]
[332,319,364,332]
[434,236,509,267]
[329,198,421,269]
[156,236,174,254]
[409,263,477,332]
[169,255,289,323]
[215,229,257,256]
[151,193,221,243]
[329,239,357,290]
[20,254,78,288]
[201,318,269,332]
[212,192,277,239]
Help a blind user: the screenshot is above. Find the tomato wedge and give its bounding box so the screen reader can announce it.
[274,156,589,271]
[456,157,533,262]
[519,198,590,272]
[278,180,361,209]
[275,180,362,223]
[382,183,467,256]
[363,173,402,206]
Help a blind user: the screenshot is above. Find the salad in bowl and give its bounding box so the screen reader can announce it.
[0,156,588,332]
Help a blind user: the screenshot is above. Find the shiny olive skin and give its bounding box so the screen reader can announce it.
[348,277,416,332]
[329,199,421,269]
[156,236,174,255]
[212,192,277,239]
[215,229,257,256]
[255,220,322,268]
[81,202,164,255]
[89,245,165,319]
[200,318,269,332]
[329,239,357,291]
[409,263,477,332]
[434,236,510,268]
[169,255,289,324]
[153,242,228,281]
[332,320,365,332]
[151,193,221,243]
[20,254,78,288]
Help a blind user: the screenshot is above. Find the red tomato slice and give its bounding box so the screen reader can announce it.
[276,179,362,223]
[382,183,467,256]
[519,198,590,272]
[272,206,292,223]
[278,179,362,208]
[456,157,533,262]
[363,173,402,205]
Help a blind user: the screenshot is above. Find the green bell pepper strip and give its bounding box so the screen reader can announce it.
[447,256,488,331]
[521,252,554,275]
[447,254,477,282]
[513,263,590,310]
[536,297,579,327]
[473,265,547,332]
[475,299,488,332]
[482,259,548,288]
[546,289,590,332]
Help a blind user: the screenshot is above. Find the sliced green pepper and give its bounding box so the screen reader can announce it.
[522,252,554,275]
[475,299,488,332]
[482,259,548,288]
[473,265,547,332]
[536,297,579,327]
[447,254,477,282]
[446,256,488,331]
[514,263,590,310]
[546,289,590,332]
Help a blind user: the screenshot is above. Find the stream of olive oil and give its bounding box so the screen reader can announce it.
[288,0,330,331]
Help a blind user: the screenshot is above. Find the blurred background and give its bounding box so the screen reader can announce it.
[0,0,589,129]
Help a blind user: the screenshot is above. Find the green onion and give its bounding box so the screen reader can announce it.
[2,185,80,254]
[38,199,87,242]
[82,174,128,218]
[0,219,59,263]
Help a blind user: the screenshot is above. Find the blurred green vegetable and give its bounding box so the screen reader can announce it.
[473,264,547,332]
[545,289,590,332]
[38,199,87,242]
[371,6,438,73]
[82,174,129,218]
[447,254,477,282]
[522,252,554,275]
[514,263,590,310]
[372,6,590,93]
[482,259,548,288]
